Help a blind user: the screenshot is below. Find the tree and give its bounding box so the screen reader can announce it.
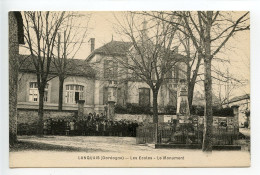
[23,11,67,136]
[182,11,249,151]
[139,11,202,113]
[142,11,249,151]
[114,12,187,125]
[177,33,202,110]
[52,12,90,111]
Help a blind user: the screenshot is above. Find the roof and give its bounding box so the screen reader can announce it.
[86,40,189,62]
[19,55,95,77]
[227,94,250,104]
[86,41,133,61]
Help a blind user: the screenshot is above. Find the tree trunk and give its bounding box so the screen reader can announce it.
[202,13,213,152]
[187,53,202,111]
[152,89,159,143]
[37,87,45,137]
[188,82,195,111]
[58,77,64,111]
[202,58,213,151]
[152,89,159,124]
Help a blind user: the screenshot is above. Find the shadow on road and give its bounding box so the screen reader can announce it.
[10,140,105,153]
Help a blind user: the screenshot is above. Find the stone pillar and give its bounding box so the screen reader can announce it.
[107,101,116,120]
[176,79,190,121]
[232,105,240,134]
[107,81,117,120]
[78,100,85,119]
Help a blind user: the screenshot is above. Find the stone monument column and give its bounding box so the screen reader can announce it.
[170,79,191,143]
[107,81,117,120]
[78,100,85,120]
[176,79,190,121]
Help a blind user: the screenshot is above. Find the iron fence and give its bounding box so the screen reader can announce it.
[136,123,238,145]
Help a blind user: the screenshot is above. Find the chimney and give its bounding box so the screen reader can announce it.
[88,38,95,52]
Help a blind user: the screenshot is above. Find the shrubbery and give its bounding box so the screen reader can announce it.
[190,105,233,116]
[115,103,152,115]
[116,103,234,116]
[164,105,177,115]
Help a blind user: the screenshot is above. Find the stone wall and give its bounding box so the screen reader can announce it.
[17,109,236,127]
[114,114,178,123]
[17,111,174,124]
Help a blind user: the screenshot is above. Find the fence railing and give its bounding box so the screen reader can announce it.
[136,123,238,145]
[136,124,156,144]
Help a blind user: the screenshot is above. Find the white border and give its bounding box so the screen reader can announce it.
[1,0,260,175]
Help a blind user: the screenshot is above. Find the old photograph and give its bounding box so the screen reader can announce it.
[9,11,250,167]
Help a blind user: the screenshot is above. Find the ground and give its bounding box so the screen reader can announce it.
[240,128,250,138]
[9,135,250,168]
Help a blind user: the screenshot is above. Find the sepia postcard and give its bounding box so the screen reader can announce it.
[9,11,250,168]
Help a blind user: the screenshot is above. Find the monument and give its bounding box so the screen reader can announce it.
[170,79,195,144]
[176,79,190,121]
[107,80,117,120]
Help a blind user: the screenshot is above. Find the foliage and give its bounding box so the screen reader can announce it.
[164,105,177,115]
[190,105,233,116]
[115,103,152,115]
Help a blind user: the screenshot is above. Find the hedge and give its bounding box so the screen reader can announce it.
[115,103,234,116]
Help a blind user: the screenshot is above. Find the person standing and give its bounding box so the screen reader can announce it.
[69,120,75,136]
[95,121,99,136]
[65,119,70,136]
[43,120,48,135]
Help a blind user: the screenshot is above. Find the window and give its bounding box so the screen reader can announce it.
[65,84,84,104]
[139,88,150,107]
[29,82,48,102]
[104,60,118,79]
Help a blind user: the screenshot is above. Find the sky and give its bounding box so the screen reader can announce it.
[20,11,250,99]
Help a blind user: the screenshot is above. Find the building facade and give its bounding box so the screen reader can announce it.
[17,40,188,115]
[222,94,250,127]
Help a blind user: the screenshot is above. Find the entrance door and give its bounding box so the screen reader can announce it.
[75,92,79,103]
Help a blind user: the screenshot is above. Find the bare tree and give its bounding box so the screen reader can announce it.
[114,12,187,125]
[23,11,67,136]
[212,66,248,107]
[52,12,90,111]
[139,11,203,114]
[180,11,249,151]
[177,33,202,110]
[141,11,249,151]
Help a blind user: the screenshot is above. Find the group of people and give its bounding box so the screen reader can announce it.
[43,113,140,137]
